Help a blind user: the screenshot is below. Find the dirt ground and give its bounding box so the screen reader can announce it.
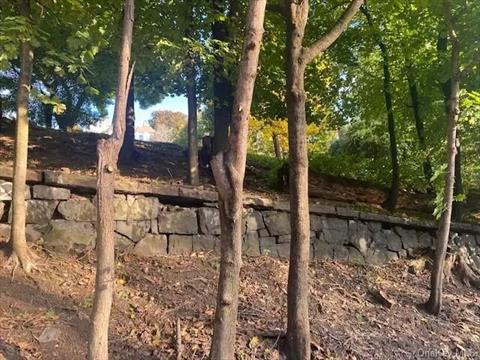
[0,246,479,360]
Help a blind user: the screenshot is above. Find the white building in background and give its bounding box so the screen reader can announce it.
[135,124,156,141]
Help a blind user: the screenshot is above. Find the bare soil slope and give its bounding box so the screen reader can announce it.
[0,123,440,216]
[0,248,479,359]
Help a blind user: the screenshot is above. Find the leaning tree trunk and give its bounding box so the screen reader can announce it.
[283,0,363,357]
[87,1,134,359]
[452,138,463,221]
[425,1,459,315]
[361,3,400,211]
[120,73,135,164]
[7,0,34,273]
[209,1,266,358]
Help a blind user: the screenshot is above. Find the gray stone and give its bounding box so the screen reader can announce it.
[58,199,96,221]
[26,224,49,243]
[366,221,382,233]
[365,249,398,265]
[333,246,349,262]
[43,220,96,252]
[263,211,290,236]
[336,207,360,218]
[310,215,322,231]
[133,234,167,257]
[115,233,134,251]
[17,200,58,224]
[243,232,260,256]
[277,243,290,259]
[313,241,334,260]
[278,234,290,243]
[169,235,193,255]
[198,207,221,235]
[150,219,159,234]
[258,229,270,237]
[348,247,365,264]
[259,236,276,255]
[373,229,402,252]
[114,196,160,221]
[418,232,433,248]
[158,208,198,234]
[0,181,31,200]
[348,220,371,254]
[320,217,349,245]
[457,233,477,248]
[246,210,265,232]
[395,226,418,250]
[116,221,150,242]
[0,223,10,242]
[193,234,218,252]
[33,185,70,200]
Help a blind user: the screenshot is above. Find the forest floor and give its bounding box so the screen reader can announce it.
[0,247,479,359]
[3,121,478,221]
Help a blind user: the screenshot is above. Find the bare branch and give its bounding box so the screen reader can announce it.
[303,0,363,64]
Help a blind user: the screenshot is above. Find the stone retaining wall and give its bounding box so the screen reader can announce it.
[0,169,479,265]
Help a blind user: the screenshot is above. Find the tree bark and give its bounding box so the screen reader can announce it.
[452,138,463,221]
[361,3,400,211]
[211,0,233,155]
[209,1,266,358]
[284,0,363,358]
[406,64,433,187]
[186,72,199,185]
[120,73,135,164]
[273,132,283,159]
[87,1,134,359]
[7,0,34,273]
[425,0,459,315]
[43,103,53,128]
[185,1,199,186]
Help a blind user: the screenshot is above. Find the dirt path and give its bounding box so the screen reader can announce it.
[0,248,479,359]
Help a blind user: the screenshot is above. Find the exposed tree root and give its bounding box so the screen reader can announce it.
[444,246,480,289]
[1,243,38,279]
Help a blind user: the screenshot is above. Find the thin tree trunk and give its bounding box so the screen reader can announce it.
[361,4,400,211]
[273,132,282,159]
[406,64,433,186]
[284,2,310,358]
[120,73,135,164]
[284,1,363,357]
[452,138,463,221]
[425,0,459,315]
[186,74,199,185]
[211,0,233,155]
[185,1,199,186]
[209,1,266,358]
[87,1,134,359]
[7,0,34,273]
[43,103,53,128]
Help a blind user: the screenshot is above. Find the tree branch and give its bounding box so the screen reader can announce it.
[303,0,364,64]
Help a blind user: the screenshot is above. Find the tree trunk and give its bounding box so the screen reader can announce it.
[43,104,53,128]
[425,1,459,315]
[406,64,433,187]
[284,2,311,358]
[209,1,266,358]
[273,132,283,159]
[7,0,34,273]
[211,0,233,154]
[283,0,363,357]
[120,73,135,164]
[452,138,463,221]
[361,4,399,211]
[87,1,134,359]
[185,1,199,186]
[186,75,199,185]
